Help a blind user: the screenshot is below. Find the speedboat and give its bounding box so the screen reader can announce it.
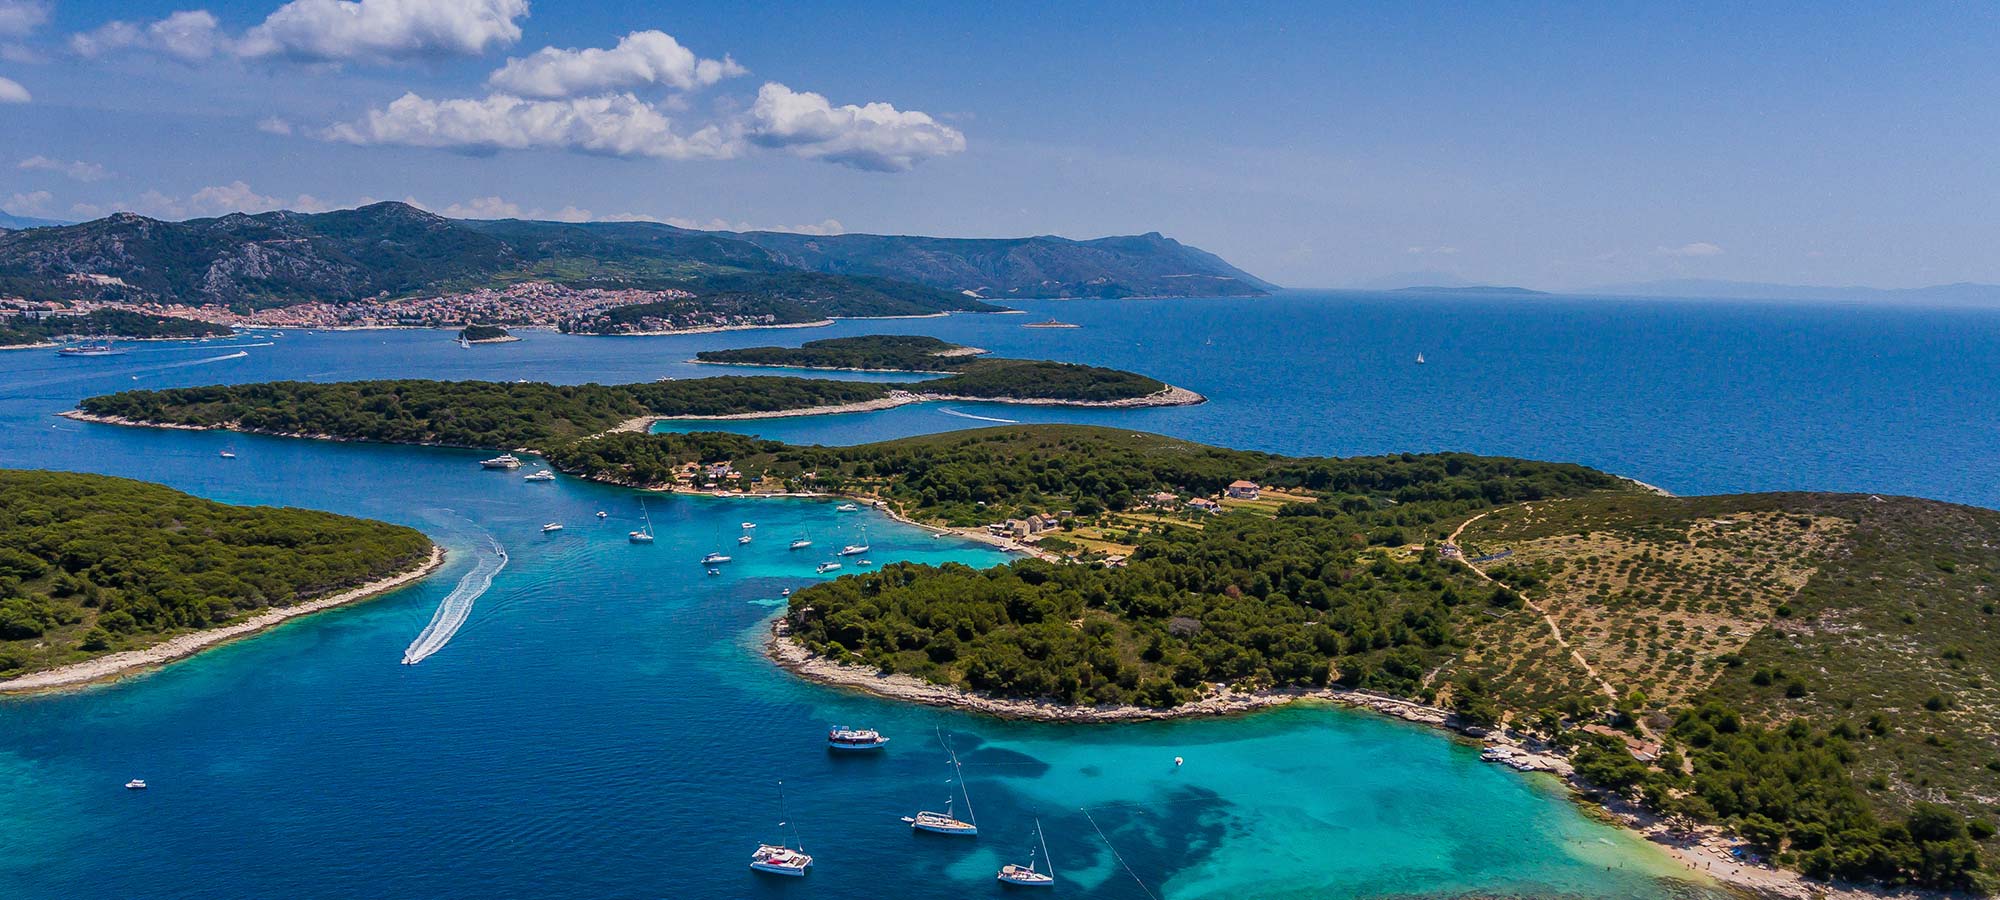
[219,450,236,459]
[780,588,792,597]
[706,567,721,576]
[481,454,522,469]
[524,470,555,482]
[827,726,889,751]
[628,531,654,544]
[124,779,147,790]
[789,537,812,550]
[749,843,812,877]
[741,522,756,529]
[835,503,859,512]
[701,552,732,565]
[738,535,752,545]
[858,559,873,567]
[596,511,608,518]
[815,562,841,574]
[541,523,563,533]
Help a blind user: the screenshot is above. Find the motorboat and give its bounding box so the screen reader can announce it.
[219,450,236,459]
[741,522,756,529]
[827,726,889,751]
[738,535,752,545]
[835,503,859,512]
[541,523,563,533]
[789,537,812,550]
[124,779,147,790]
[701,551,732,565]
[481,454,523,469]
[524,470,555,482]
[815,562,841,574]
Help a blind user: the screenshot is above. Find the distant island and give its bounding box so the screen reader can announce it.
[693,334,990,373]
[0,470,438,691]
[456,323,516,343]
[0,308,231,348]
[1386,285,1552,297]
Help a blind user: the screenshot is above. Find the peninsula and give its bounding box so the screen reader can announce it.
[0,469,438,691]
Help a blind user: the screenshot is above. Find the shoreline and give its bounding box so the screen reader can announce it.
[649,384,1207,424]
[0,544,445,695]
[762,624,1900,900]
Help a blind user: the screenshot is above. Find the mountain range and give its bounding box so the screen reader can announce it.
[0,202,1269,309]
[0,209,67,230]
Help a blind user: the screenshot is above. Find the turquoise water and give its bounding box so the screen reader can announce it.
[11,290,1992,899]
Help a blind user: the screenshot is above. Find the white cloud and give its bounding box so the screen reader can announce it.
[19,156,113,182]
[0,73,26,102]
[320,90,739,160]
[488,30,745,99]
[237,0,529,63]
[71,10,230,62]
[72,0,528,64]
[743,82,964,172]
[407,195,593,222]
[85,182,332,220]
[1658,241,1724,258]
[656,215,847,235]
[5,189,52,214]
[257,116,295,135]
[0,0,48,39]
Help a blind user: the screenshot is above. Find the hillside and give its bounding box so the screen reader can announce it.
[563,275,997,334]
[0,203,1267,307]
[0,470,433,679]
[0,309,232,347]
[728,229,1273,298]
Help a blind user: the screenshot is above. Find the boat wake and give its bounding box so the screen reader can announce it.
[938,407,1019,424]
[134,341,276,353]
[402,532,507,665]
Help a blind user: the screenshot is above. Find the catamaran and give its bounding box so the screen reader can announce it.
[838,526,871,556]
[827,725,889,751]
[903,729,978,836]
[629,499,655,544]
[749,781,814,877]
[481,453,522,469]
[997,818,1056,887]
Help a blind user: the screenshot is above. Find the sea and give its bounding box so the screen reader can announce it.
[3,290,1995,900]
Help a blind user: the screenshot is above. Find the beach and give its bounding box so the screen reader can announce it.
[0,545,444,694]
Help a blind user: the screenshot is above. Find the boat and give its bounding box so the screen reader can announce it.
[1021,317,1079,329]
[835,503,859,512]
[996,818,1056,888]
[57,342,126,357]
[738,535,752,545]
[523,470,555,482]
[124,779,147,790]
[741,522,756,529]
[789,536,813,550]
[827,725,889,751]
[596,511,608,519]
[707,567,721,576]
[629,500,655,543]
[458,336,472,349]
[219,450,236,459]
[1415,353,1426,365]
[858,559,873,566]
[815,562,841,574]
[480,454,523,469]
[541,523,563,533]
[838,526,871,557]
[748,782,814,877]
[903,729,978,836]
[780,588,792,597]
[701,551,732,565]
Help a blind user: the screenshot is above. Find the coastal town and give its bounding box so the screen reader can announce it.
[1,281,702,333]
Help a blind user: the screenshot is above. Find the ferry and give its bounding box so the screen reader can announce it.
[815,562,841,574]
[481,454,523,469]
[996,819,1056,888]
[701,551,732,565]
[827,726,889,751]
[523,470,555,482]
[541,523,564,533]
[58,342,126,357]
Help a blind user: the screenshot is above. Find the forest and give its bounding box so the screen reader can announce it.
[0,469,433,678]
[696,334,1171,400]
[0,309,232,347]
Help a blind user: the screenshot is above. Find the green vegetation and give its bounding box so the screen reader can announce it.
[562,274,996,334]
[0,469,432,678]
[0,309,231,347]
[697,334,980,371]
[457,324,512,342]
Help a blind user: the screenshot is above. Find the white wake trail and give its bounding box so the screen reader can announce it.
[938,407,1019,424]
[401,534,507,665]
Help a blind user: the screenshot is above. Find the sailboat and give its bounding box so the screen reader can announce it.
[996,818,1056,887]
[789,533,813,550]
[629,499,655,544]
[749,781,814,877]
[1415,352,1426,365]
[903,729,978,836]
[838,525,871,557]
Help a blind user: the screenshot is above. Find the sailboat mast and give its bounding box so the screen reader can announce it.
[777,780,803,852]
[1036,817,1052,876]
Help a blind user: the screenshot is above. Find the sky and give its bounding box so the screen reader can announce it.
[1,1,1997,290]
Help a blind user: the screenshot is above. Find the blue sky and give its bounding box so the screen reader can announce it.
[2,1,1997,290]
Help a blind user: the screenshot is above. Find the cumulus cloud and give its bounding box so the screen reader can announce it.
[410,195,592,222]
[1658,241,1724,258]
[743,82,965,171]
[5,189,52,214]
[72,0,528,64]
[76,182,332,220]
[19,156,113,182]
[653,215,846,235]
[0,73,26,102]
[237,0,528,63]
[71,10,230,62]
[0,0,48,38]
[488,30,745,99]
[319,91,739,160]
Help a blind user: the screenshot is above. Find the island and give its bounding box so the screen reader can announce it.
[0,308,232,348]
[456,323,517,343]
[693,335,990,372]
[0,469,439,691]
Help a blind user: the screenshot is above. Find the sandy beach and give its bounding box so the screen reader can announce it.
[0,545,445,694]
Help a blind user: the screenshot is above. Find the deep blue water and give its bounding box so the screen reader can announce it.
[4,291,1993,899]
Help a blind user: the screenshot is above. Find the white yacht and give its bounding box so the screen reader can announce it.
[481,454,522,469]
[789,536,813,550]
[903,729,978,836]
[523,470,555,482]
[124,779,147,790]
[815,561,841,574]
[629,499,655,543]
[219,450,236,459]
[738,535,752,545]
[835,502,859,512]
[741,522,757,529]
[996,819,1056,887]
[701,551,732,565]
[749,781,814,877]
[541,523,563,533]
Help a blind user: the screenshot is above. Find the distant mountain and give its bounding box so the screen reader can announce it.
[1347,270,1476,291]
[723,229,1274,299]
[1585,278,2000,306]
[0,203,1267,307]
[0,209,68,230]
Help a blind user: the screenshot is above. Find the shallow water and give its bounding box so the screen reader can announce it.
[8,290,1983,899]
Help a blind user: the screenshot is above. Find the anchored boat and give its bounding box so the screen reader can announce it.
[997,818,1056,888]
[749,782,814,877]
[481,453,522,469]
[827,725,889,751]
[903,729,978,836]
[629,498,655,544]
